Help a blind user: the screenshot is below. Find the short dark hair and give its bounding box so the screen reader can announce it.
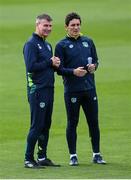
[65,12,81,26]
[36,13,52,23]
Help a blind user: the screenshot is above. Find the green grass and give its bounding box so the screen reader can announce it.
[0,0,131,178]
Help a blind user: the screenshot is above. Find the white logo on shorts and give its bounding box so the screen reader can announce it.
[93,97,97,101]
[40,102,45,108]
[71,97,77,103]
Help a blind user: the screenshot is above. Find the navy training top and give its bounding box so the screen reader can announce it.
[23,33,54,92]
[55,35,99,93]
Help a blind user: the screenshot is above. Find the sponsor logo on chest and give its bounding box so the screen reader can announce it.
[37,43,42,49]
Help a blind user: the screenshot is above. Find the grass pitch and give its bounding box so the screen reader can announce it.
[0,0,131,178]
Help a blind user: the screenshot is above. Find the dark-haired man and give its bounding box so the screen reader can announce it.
[23,13,60,168]
[55,12,106,166]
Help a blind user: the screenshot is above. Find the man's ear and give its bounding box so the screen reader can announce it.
[65,24,68,31]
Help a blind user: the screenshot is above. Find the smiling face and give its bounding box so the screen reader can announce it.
[36,19,52,38]
[65,18,81,38]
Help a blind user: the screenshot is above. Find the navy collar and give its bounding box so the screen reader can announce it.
[33,33,45,41]
[66,35,81,41]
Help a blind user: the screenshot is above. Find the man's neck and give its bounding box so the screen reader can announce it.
[67,34,80,39]
[35,31,46,40]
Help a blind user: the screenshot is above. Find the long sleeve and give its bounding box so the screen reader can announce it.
[23,42,52,73]
[55,43,74,76]
[90,40,99,70]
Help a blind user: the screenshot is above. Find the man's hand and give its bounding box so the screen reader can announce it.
[73,67,87,77]
[51,56,60,68]
[87,64,96,74]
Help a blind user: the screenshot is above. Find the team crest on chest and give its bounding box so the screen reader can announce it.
[82,41,88,47]
[69,44,74,48]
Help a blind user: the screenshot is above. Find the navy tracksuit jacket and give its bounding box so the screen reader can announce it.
[55,35,100,154]
[23,33,54,160]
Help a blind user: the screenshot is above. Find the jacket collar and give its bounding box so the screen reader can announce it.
[66,33,83,41]
[33,33,45,41]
